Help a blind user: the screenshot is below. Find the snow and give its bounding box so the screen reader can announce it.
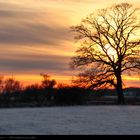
[0,106,140,135]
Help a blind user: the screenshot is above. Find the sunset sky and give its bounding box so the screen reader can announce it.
[0,0,140,87]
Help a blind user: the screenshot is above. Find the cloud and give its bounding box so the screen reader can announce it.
[0,1,76,77]
[0,1,75,79]
[0,1,71,46]
[0,23,70,45]
[0,53,71,74]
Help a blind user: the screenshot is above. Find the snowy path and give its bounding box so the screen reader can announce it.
[0,106,140,135]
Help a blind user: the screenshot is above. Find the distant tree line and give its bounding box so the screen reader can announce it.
[0,74,140,108]
[0,74,89,107]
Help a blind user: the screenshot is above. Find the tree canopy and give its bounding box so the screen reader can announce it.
[71,3,140,104]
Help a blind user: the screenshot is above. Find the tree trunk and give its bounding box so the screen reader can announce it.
[116,74,125,105]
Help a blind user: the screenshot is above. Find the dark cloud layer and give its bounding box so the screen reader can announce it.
[0,1,73,76]
[0,23,69,45]
[0,2,71,46]
[0,54,71,72]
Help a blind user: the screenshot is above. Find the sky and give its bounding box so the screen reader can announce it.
[0,0,140,87]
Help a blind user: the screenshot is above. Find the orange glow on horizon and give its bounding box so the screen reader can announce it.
[2,74,139,88]
[3,74,73,87]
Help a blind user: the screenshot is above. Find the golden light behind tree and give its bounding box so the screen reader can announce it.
[71,3,140,104]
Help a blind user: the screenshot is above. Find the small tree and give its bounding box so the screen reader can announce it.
[3,77,22,95]
[40,73,56,101]
[0,76,4,94]
[2,77,22,106]
[71,3,140,104]
[40,73,56,89]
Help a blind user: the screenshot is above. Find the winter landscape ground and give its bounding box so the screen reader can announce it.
[0,106,140,135]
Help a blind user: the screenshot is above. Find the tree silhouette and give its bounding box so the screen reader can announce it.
[0,76,4,94]
[2,77,22,107]
[71,3,140,104]
[3,77,22,95]
[40,73,56,101]
[40,73,56,89]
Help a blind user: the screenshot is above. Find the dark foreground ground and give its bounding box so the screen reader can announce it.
[1,95,140,108]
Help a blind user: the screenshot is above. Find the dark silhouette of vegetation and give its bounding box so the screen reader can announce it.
[40,73,56,101]
[0,77,22,107]
[0,74,139,108]
[71,3,140,104]
[54,86,87,105]
[22,84,44,106]
[0,75,89,107]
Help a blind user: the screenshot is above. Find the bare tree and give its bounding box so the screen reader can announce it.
[3,77,22,94]
[0,76,4,94]
[40,73,56,89]
[71,3,140,104]
[40,73,56,101]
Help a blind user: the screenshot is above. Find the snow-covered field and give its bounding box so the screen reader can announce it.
[0,106,140,135]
